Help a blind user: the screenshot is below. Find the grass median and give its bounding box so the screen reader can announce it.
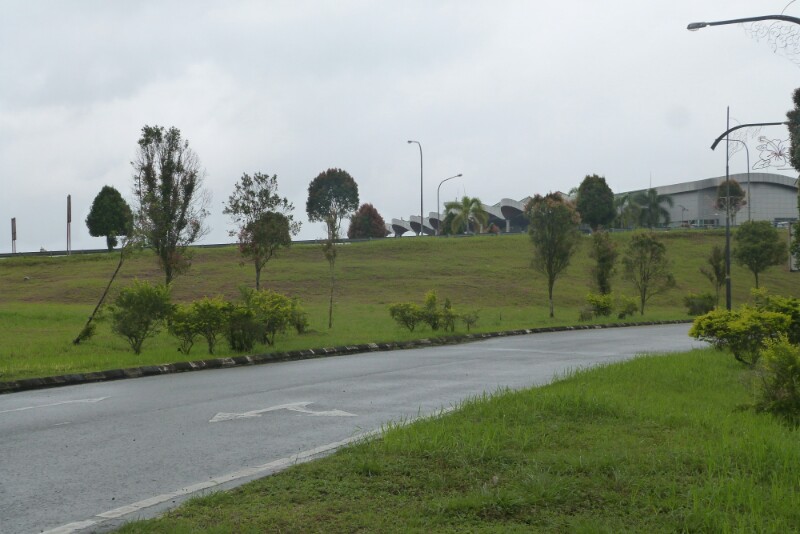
[117,348,800,532]
[1,231,797,382]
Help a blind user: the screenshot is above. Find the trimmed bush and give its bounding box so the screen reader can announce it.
[191,297,229,354]
[586,292,613,317]
[390,292,471,333]
[689,307,791,366]
[169,304,199,355]
[226,304,260,353]
[109,280,173,354]
[754,290,800,345]
[241,288,293,346]
[389,303,424,332]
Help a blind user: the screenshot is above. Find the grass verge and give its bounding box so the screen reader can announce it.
[118,348,800,533]
[1,231,797,382]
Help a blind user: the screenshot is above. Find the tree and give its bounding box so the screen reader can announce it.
[223,172,299,290]
[733,220,788,288]
[444,196,489,234]
[86,186,133,251]
[306,168,360,328]
[527,193,581,318]
[239,212,291,290]
[576,174,615,231]
[347,203,388,239]
[622,232,675,315]
[714,179,747,225]
[633,189,673,228]
[589,230,618,294]
[613,193,639,229]
[439,211,457,236]
[132,125,209,285]
[700,245,726,308]
[787,87,800,266]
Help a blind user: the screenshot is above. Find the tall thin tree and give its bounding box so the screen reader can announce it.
[527,193,581,318]
[306,168,359,328]
[132,125,209,285]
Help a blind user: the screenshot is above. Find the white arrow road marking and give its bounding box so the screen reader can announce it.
[209,402,357,423]
[0,397,109,415]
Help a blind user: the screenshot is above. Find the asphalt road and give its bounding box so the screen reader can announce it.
[0,324,705,533]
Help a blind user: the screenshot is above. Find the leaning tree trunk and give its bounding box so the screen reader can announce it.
[73,244,127,344]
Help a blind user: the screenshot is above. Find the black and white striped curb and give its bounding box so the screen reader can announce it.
[0,319,692,394]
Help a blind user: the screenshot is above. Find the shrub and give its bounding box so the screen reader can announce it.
[242,288,293,346]
[289,298,309,335]
[586,292,613,317]
[191,297,230,354]
[461,311,479,332]
[422,290,441,330]
[578,308,594,322]
[390,292,468,333]
[226,304,260,352]
[441,298,457,333]
[616,296,638,319]
[754,290,800,345]
[689,307,791,366]
[109,280,172,354]
[683,292,716,316]
[755,337,800,424]
[389,303,424,332]
[169,304,199,355]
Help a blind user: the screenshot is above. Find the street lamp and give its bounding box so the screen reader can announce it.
[407,140,423,236]
[710,118,788,310]
[436,173,462,236]
[688,14,800,31]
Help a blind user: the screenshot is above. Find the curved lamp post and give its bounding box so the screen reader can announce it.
[436,173,462,236]
[710,119,788,310]
[688,14,800,31]
[407,140,423,236]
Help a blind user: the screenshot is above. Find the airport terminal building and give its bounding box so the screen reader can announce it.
[387,172,799,236]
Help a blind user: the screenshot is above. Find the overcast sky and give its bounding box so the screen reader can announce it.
[1,0,799,252]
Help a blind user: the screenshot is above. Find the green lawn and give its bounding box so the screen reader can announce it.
[0,231,797,381]
[117,348,800,533]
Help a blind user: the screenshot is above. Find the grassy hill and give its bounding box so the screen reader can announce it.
[1,230,797,381]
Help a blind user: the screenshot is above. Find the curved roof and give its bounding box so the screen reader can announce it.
[385,173,797,236]
[390,218,413,236]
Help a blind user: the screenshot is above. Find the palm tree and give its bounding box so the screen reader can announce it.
[633,189,673,228]
[613,193,639,229]
[444,196,489,234]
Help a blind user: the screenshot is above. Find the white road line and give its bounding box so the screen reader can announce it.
[40,519,99,534]
[0,397,109,415]
[209,401,357,423]
[41,406,456,534]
